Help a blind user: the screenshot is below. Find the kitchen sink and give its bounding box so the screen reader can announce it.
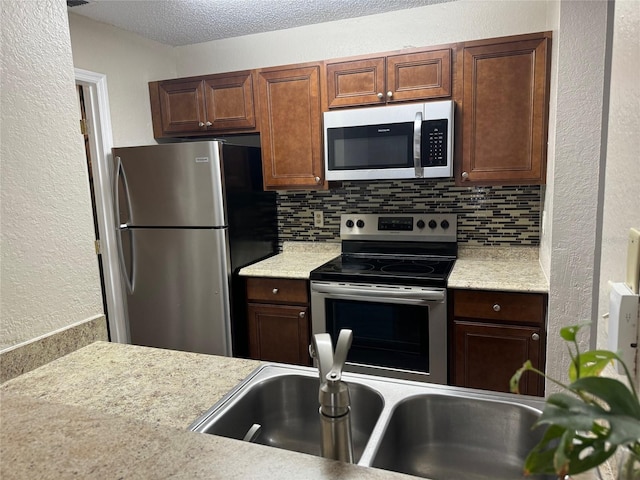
[190,371,384,462]
[190,364,551,479]
[370,394,549,480]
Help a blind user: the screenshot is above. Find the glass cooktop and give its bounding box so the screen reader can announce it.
[310,254,455,287]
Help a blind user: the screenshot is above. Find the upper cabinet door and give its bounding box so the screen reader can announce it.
[459,34,551,185]
[325,57,386,108]
[203,71,256,131]
[257,63,325,190]
[325,48,452,108]
[156,79,207,135]
[386,49,452,103]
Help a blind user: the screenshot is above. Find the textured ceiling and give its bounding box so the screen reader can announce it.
[67,0,454,47]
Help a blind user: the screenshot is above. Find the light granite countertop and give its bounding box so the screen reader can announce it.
[240,242,549,293]
[448,246,549,293]
[0,342,415,480]
[239,241,341,279]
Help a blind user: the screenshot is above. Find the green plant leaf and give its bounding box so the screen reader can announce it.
[524,424,567,476]
[558,432,616,474]
[571,376,640,419]
[510,360,534,394]
[569,350,616,381]
[560,324,584,342]
[537,393,605,432]
[526,421,616,475]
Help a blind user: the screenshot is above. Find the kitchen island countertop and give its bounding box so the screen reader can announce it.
[0,341,415,480]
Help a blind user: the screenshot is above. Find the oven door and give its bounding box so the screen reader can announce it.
[310,281,447,384]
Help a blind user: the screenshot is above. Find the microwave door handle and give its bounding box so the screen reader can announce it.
[414,111,423,178]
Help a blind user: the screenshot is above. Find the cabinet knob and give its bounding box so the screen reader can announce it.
[272,288,279,295]
[198,122,205,127]
[377,92,384,100]
[299,311,306,319]
[205,121,212,127]
[492,304,501,312]
[314,176,321,184]
[531,333,540,341]
[387,91,393,99]
[462,171,469,180]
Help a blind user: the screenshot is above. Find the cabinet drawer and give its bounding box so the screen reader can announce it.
[246,277,309,304]
[453,290,546,325]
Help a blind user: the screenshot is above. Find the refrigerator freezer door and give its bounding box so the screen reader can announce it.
[113,141,225,227]
[125,227,232,356]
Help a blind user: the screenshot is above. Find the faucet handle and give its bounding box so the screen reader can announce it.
[328,329,353,383]
[311,333,335,382]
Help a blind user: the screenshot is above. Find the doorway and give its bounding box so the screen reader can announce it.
[75,69,129,343]
[77,83,110,323]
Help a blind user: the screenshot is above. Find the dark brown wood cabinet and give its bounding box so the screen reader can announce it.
[246,277,312,366]
[149,71,256,138]
[457,32,551,185]
[256,63,325,190]
[325,48,452,108]
[451,289,547,397]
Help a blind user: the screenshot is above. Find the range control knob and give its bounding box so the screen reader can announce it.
[345,219,354,228]
[356,219,365,228]
[428,220,437,229]
[441,220,450,229]
[416,220,425,229]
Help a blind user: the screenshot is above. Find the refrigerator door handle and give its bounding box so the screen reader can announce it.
[113,156,135,293]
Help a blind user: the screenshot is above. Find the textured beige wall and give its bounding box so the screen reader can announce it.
[597,0,640,386]
[541,1,611,388]
[176,0,548,75]
[0,0,103,350]
[68,13,176,147]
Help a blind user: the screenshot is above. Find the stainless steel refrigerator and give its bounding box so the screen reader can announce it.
[112,140,277,356]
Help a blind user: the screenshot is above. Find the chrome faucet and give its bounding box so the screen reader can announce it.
[310,329,354,463]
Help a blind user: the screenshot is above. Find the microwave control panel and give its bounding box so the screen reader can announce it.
[422,119,448,167]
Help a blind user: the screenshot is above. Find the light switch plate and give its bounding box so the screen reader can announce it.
[626,228,640,294]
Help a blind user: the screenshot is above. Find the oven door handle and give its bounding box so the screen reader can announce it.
[311,284,445,303]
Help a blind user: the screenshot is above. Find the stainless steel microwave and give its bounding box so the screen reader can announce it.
[323,100,454,181]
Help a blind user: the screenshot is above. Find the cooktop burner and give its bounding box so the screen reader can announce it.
[309,213,458,288]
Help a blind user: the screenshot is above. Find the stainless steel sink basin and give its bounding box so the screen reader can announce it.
[370,394,550,480]
[191,372,384,462]
[190,364,550,479]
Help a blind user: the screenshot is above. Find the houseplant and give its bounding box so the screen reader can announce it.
[510,324,640,479]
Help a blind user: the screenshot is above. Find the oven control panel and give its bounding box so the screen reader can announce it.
[340,213,457,242]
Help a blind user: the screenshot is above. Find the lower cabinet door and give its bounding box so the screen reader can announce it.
[453,321,544,396]
[248,303,311,365]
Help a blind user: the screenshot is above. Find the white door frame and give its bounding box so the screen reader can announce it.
[75,68,129,343]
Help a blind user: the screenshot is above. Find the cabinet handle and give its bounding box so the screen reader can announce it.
[532,333,540,341]
[387,91,393,99]
[462,171,469,180]
[205,121,212,127]
[299,311,306,319]
[314,176,321,184]
[377,92,384,100]
[492,304,501,312]
[272,288,279,295]
[198,122,205,127]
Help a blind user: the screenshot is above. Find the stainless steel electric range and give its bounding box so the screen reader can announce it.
[310,213,457,384]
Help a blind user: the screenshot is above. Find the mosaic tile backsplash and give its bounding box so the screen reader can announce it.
[277,179,542,247]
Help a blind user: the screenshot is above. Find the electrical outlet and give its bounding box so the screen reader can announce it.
[313,211,324,228]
